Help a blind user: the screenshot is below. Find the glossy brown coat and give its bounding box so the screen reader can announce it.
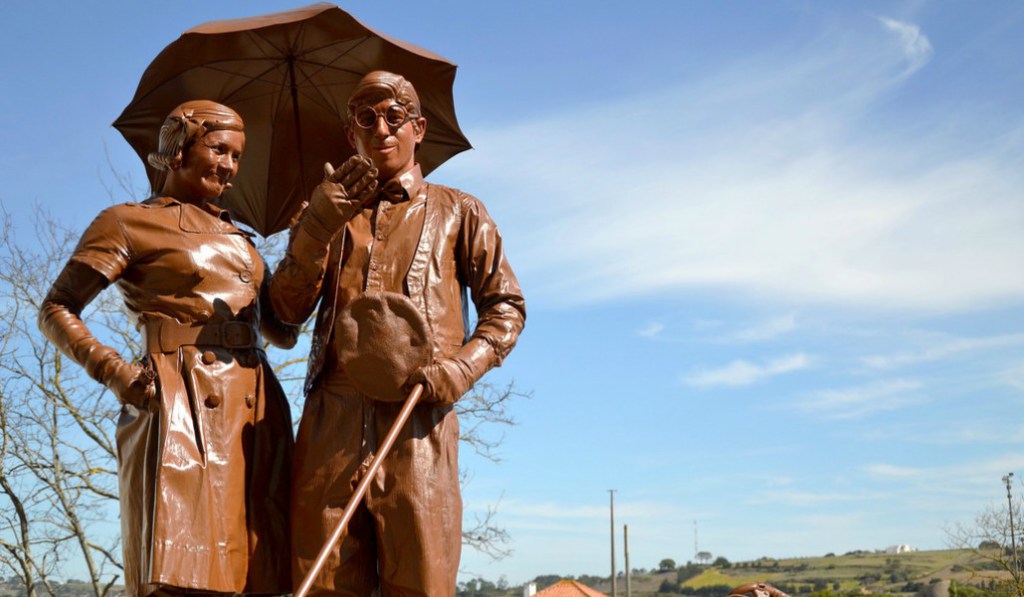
[39,197,295,595]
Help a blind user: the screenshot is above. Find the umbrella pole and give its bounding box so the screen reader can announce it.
[287,55,308,201]
[294,384,424,597]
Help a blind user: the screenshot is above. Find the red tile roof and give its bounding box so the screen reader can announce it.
[534,580,609,597]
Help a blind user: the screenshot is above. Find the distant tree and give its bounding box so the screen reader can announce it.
[696,551,712,565]
[659,558,677,572]
[676,562,704,584]
[578,575,603,587]
[659,579,681,594]
[456,577,498,597]
[532,575,561,591]
[713,556,731,568]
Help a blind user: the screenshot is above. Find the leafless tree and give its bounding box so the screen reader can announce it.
[946,486,1024,597]
[0,209,123,596]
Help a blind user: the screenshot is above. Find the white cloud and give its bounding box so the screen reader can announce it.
[636,314,796,343]
[864,463,924,478]
[879,17,934,76]
[731,313,798,342]
[1005,361,1024,390]
[637,321,664,339]
[748,489,869,507]
[864,333,1024,369]
[795,379,924,419]
[451,16,1024,314]
[684,353,810,387]
[862,455,1024,491]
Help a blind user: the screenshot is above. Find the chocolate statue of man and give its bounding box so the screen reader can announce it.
[269,71,526,595]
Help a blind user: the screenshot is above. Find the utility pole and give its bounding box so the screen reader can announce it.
[624,524,631,597]
[694,520,699,562]
[1005,473,1020,586]
[609,490,617,597]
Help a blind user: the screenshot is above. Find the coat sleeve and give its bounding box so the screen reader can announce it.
[266,207,334,326]
[456,193,526,370]
[38,207,152,405]
[258,258,301,349]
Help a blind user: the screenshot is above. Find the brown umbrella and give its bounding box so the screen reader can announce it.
[113,2,471,236]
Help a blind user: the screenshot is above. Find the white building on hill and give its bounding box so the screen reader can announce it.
[885,544,917,554]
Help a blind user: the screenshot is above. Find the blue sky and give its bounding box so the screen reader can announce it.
[3,0,1024,587]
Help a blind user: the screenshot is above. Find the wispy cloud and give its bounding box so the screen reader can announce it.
[684,353,810,387]
[731,313,798,342]
[863,463,924,478]
[495,498,694,525]
[879,17,934,76]
[636,313,796,343]
[1004,361,1024,390]
[637,321,665,339]
[452,16,1024,313]
[863,455,1024,490]
[749,489,871,507]
[795,379,924,419]
[864,333,1024,369]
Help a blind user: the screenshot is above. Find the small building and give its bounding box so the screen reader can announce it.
[885,544,917,554]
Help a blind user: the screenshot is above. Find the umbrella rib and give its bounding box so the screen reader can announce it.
[201,62,290,104]
[244,28,291,60]
[286,36,379,118]
[295,36,376,81]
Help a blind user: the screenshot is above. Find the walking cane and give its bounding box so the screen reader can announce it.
[294,383,423,597]
[294,291,433,597]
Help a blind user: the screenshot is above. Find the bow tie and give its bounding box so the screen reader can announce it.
[379,178,408,203]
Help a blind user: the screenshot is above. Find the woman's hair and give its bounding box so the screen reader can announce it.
[147,100,244,172]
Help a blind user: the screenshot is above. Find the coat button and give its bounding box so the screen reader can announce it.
[205,394,222,408]
[201,350,217,365]
[239,269,253,283]
[245,395,255,408]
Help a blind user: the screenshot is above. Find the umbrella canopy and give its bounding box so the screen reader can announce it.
[114,2,471,236]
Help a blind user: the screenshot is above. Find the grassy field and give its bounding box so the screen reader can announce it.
[683,549,969,588]
[584,548,1002,597]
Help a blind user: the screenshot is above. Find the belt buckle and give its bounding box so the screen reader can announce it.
[221,321,255,349]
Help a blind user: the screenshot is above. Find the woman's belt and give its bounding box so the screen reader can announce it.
[142,319,260,353]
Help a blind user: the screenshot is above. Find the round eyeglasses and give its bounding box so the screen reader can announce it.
[352,103,416,131]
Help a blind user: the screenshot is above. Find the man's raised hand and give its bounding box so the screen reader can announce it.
[301,155,379,242]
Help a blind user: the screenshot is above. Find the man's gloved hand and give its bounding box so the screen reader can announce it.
[103,354,157,410]
[408,358,474,408]
[300,155,379,243]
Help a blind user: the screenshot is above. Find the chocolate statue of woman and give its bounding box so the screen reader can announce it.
[269,71,526,596]
[38,100,296,596]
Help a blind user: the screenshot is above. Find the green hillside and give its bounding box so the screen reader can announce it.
[456,548,1013,597]
[614,549,1001,597]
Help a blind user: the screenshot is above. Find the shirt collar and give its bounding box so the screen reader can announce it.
[379,164,426,203]
[146,195,242,234]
